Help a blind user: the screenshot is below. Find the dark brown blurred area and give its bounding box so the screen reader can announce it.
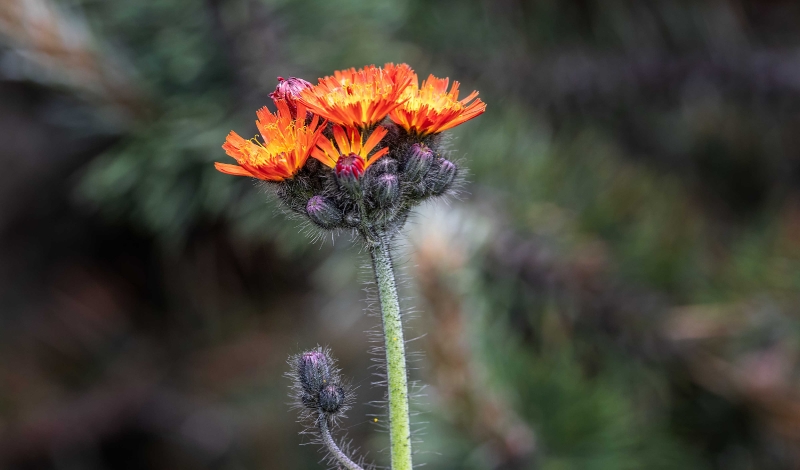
[3,0,800,469]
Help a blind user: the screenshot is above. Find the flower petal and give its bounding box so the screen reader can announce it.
[364,147,389,168]
[362,126,388,155]
[333,125,351,154]
[214,162,255,177]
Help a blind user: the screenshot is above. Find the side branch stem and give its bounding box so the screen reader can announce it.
[370,237,412,470]
[318,416,364,470]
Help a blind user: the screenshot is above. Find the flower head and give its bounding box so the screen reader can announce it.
[405,143,434,180]
[299,63,415,128]
[371,173,400,207]
[430,159,458,195]
[306,196,343,229]
[216,101,325,181]
[389,74,486,135]
[269,76,313,118]
[312,125,389,171]
[336,153,366,180]
[297,349,333,397]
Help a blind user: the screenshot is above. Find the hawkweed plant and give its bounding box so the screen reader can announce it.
[215,63,486,470]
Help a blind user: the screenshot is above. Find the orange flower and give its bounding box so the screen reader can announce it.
[312,125,389,172]
[216,101,325,181]
[389,74,486,135]
[298,63,415,129]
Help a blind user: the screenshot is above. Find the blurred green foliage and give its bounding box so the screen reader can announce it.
[64,0,800,468]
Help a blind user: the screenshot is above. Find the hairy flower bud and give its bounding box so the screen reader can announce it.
[335,153,366,194]
[269,76,313,118]
[344,209,361,227]
[306,196,343,229]
[429,159,457,195]
[366,156,398,176]
[404,143,434,181]
[319,384,346,414]
[298,350,331,395]
[371,173,399,208]
[289,348,352,420]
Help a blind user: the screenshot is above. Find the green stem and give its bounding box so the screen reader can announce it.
[370,236,412,470]
[318,416,364,470]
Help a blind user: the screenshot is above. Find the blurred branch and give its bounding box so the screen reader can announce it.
[415,250,536,469]
[409,204,536,469]
[0,0,147,119]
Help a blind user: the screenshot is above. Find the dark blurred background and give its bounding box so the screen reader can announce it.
[3,0,800,468]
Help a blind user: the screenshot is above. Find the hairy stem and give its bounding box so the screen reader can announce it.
[370,237,412,470]
[318,416,364,470]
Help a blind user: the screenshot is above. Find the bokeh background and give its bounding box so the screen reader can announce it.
[3,0,800,468]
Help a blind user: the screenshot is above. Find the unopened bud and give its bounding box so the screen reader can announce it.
[307,196,343,229]
[319,384,346,414]
[408,181,427,199]
[429,159,457,195]
[335,153,366,194]
[366,157,398,176]
[344,209,361,227]
[404,143,434,181]
[269,76,313,118]
[298,350,331,395]
[371,173,399,207]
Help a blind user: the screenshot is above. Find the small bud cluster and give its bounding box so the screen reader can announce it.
[278,127,458,243]
[288,347,350,421]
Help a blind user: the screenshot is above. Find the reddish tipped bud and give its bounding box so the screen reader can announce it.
[335,153,366,194]
[306,196,343,229]
[269,76,313,117]
[405,143,434,181]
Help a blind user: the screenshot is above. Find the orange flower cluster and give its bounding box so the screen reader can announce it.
[216,63,486,181]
